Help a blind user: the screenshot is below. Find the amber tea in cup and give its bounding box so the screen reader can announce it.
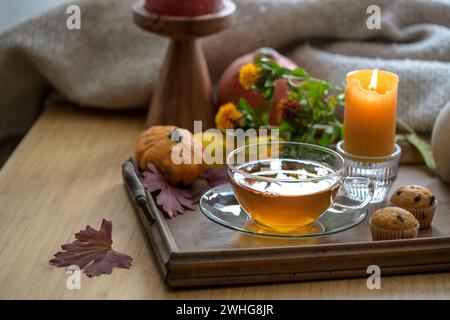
[227,142,374,232]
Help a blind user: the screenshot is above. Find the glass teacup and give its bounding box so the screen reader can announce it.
[227,142,374,232]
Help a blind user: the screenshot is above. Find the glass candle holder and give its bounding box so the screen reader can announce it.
[336,141,401,203]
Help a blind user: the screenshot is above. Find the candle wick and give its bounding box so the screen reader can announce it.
[368,69,378,91]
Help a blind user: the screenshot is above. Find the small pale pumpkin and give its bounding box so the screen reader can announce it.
[136,125,204,186]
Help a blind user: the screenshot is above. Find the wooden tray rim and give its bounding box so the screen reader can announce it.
[122,159,450,287]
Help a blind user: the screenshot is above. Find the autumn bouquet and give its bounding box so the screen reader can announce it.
[215,52,344,147]
[215,51,435,169]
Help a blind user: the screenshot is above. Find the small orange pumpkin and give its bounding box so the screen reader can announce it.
[136,125,204,186]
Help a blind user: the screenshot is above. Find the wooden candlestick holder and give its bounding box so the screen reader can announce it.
[132,0,236,131]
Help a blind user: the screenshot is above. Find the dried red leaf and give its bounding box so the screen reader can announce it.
[193,167,229,203]
[141,163,195,218]
[50,219,132,277]
[204,166,229,188]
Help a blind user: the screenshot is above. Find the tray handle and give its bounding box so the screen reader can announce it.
[122,159,156,225]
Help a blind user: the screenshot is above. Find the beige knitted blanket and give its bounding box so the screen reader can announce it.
[0,0,449,160]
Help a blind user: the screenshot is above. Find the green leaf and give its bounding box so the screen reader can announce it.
[254,106,262,119]
[317,126,338,147]
[305,126,317,143]
[406,134,436,171]
[279,121,292,134]
[326,95,338,109]
[262,87,273,101]
[239,98,252,113]
[261,110,270,125]
[334,120,344,141]
[291,67,309,78]
[264,79,275,88]
[337,93,345,105]
[397,118,436,170]
[397,118,415,134]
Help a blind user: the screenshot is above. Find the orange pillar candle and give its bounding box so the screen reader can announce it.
[344,69,399,157]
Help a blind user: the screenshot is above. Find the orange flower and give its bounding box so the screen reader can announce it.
[239,63,262,90]
[215,103,243,130]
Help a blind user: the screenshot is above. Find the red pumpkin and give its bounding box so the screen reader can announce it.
[217,48,297,125]
[145,0,223,16]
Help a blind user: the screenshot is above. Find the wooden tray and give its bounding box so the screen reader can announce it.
[122,159,450,288]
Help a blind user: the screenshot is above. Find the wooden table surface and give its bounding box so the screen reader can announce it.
[1,104,450,299]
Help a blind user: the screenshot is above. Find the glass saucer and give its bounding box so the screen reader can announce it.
[199,184,368,238]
